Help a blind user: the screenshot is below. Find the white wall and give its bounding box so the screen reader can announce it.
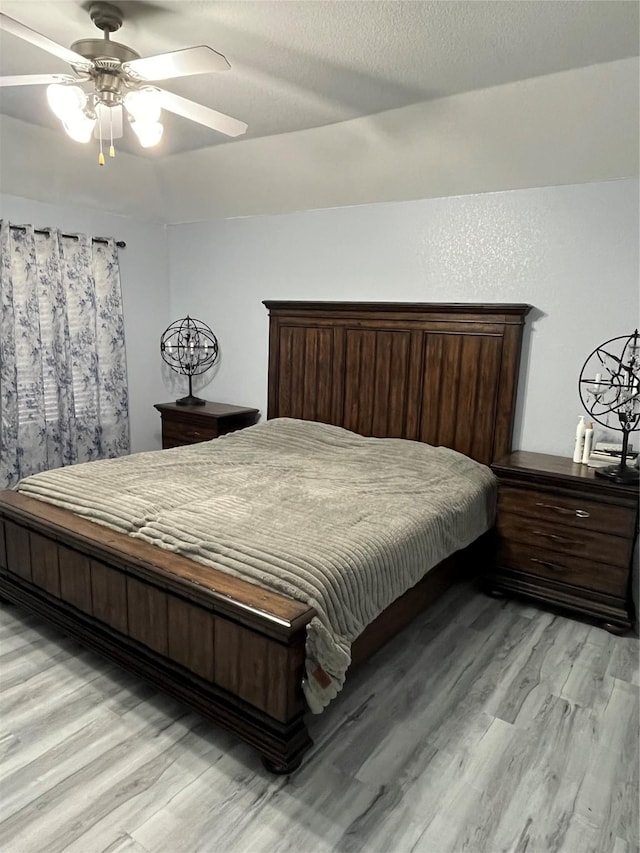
[167,177,639,459]
[0,193,170,452]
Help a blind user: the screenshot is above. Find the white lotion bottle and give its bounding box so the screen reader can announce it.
[582,422,594,464]
[573,416,586,463]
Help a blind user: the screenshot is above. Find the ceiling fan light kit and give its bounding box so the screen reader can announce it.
[0,1,247,164]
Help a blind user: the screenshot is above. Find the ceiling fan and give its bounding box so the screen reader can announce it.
[0,1,248,162]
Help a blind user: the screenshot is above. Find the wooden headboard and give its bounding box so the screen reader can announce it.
[264,301,531,465]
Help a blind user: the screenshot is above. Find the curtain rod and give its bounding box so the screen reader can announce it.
[8,224,126,248]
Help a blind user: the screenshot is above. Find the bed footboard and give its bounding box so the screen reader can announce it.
[0,491,314,773]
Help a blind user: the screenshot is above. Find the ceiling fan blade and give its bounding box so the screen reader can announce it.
[94,104,123,140]
[0,73,76,88]
[0,13,93,71]
[158,89,247,137]
[123,46,230,82]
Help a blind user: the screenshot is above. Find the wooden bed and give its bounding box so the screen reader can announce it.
[0,301,530,772]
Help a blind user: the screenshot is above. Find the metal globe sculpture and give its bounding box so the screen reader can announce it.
[578,330,639,483]
[160,315,219,406]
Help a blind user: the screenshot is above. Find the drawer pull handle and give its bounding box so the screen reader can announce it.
[532,530,579,545]
[535,502,590,519]
[188,431,201,438]
[530,557,567,572]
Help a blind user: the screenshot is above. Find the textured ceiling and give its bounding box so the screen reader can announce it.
[0,0,638,158]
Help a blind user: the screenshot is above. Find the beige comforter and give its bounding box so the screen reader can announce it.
[17,418,496,712]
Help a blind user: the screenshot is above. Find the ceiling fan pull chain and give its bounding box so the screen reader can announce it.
[98,109,105,166]
[109,109,115,158]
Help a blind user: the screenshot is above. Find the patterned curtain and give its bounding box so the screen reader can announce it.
[0,222,130,488]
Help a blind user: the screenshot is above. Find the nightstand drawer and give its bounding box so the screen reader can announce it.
[155,402,259,450]
[498,540,628,597]
[497,513,632,569]
[498,485,636,537]
[162,422,218,444]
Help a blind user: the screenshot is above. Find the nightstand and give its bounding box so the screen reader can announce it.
[154,401,259,449]
[488,451,638,633]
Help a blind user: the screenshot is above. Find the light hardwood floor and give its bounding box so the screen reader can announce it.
[1,583,638,853]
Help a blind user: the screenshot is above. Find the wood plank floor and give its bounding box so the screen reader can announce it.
[0,583,638,853]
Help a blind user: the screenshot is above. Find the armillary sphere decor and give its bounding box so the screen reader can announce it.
[160,316,219,406]
[579,330,640,484]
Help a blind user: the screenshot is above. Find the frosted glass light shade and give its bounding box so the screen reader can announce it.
[131,119,163,147]
[124,88,161,123]
[62,113,96,143]
[47,84,86,120]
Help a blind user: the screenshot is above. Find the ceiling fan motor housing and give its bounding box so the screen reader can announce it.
[70,39,141,105]
[70,3,141,105]
[71,39,140,67]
